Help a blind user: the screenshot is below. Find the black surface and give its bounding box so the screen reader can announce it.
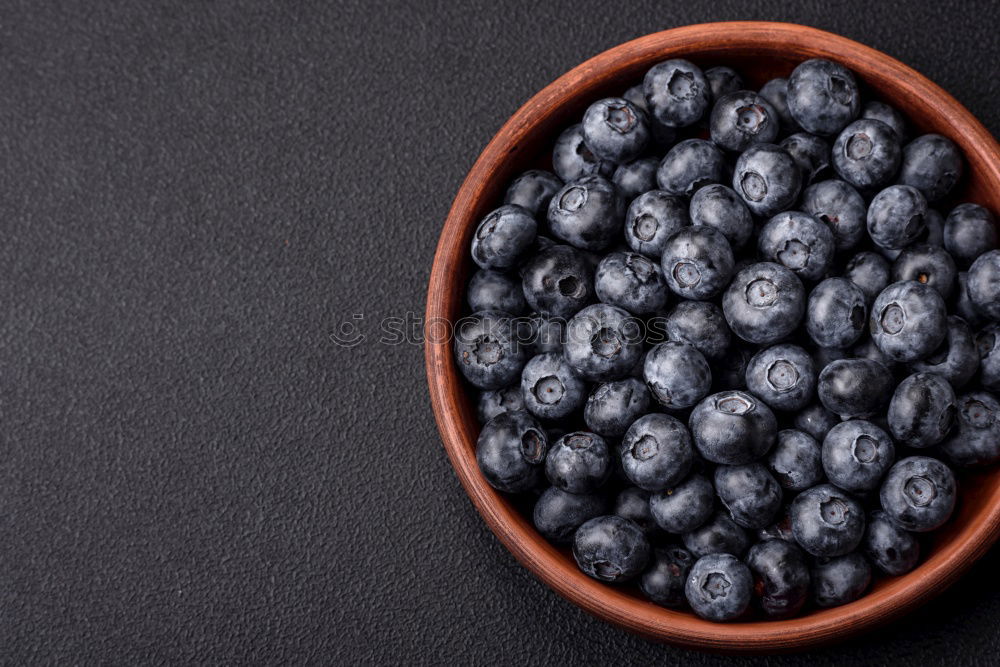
[1,0,999,663]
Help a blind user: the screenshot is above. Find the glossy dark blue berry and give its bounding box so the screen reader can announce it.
[689,184,754,250]
[705,66,744,101]
[471,204,537,270]
[564,304,643,381]
[864,510,920,575]
[657,138,727,197]
[870,280,948,362]
[745,343,817,411]
[594,251,669,315]
[625,190,690,258]
[968,249,1000,321]
[546,432,612,494]
[887,372,957,447]
[758,77,799,132]
[898,134,963,203]
[714,463,782,529]
[944,203,998,267]
[780,132,832,185]
[831,119,901,190]
[790,483,865,557]
[620,413,695,492]
[977,323,1000,392]
[650,474,715,534]
[891,244,957,299]
[614,487,658,535]
[520,352,587,420]
[467,269,527,314]
[747,539,811,618]
[504,170,563,217]
[455,310,527,390]
[643,59,711,128]
[533,486,606,544]
[787,59,860,136]
[573,515,651,582]
[822,420,896,493]
[664,301,731,360]
[685,553,753,622]
[767,429,824,492]
[551,123,614,182]
[861,101,906,140]
[661,226,735,301]
[910,316,979,388]
[722,262,806,345]
[812,552,871,607]
[806,277,867,348]
[733,144,802,218]
[757,210,835,281]
[548,175,625,252]
[682,511,751,558]
[817,357,893,419]
[613,157,659,201]
[582,97,650,163]
[801,179,867,252]
[794,403,840,443]
[689,390,777,464]
[477,385,525,424]
[880,456,956,532]
[709,90,779,152]
[643,340,712,410]
[520,244,595,318]
[843,251,891,305]
[476,410,548,493]
[867,185,928,250]
[584,378,651,438]
[938,391,1000,467]
[640,546,695,608]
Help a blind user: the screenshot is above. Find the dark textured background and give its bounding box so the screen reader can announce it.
[1,0,998,663]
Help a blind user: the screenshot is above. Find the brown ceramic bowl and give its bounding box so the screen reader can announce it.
[425,21,1000,652]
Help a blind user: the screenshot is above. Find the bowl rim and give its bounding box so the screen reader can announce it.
[425,21,1000,652]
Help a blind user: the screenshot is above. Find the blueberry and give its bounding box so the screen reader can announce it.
[476,410,548,493]
[623,84,648,112]
[584,378,651,438]
[758,210,835,281]
[722,262,806,344]
[564,304,643,381]
[533,486,607,544]
[595,251,669,315]
[880,456,956,532]
[822,420,896,493]
[843,251,891,305]
[467,269,527,314]
[812,552,872,607]
[504,170,563,217]
[898,134,963,203]
[454,310,527,390]
[747,539,811,618]
[910,316,979,388]
[801,179,866,252]
[745,343,817,411]
[954,271,989,329]
[794,403,840,443]
[664,301,731,360]
[613,157,659,201]
[643,341,713,410]
[714,345,753,391]
[625,190,690,258]
[831,119,901,190]
[525,313,566,355]
[547,175,625,252]
[806,277,867,348]
[650,474,715,534]
[573,515,651,582]
[768,429,824,492]
[689,183,754,250]
[661,227,735,301]
[546,432,613,494]
[520,352,587,420]
[657,138,727,197]
[791,483,865,557]
[640,546,695,607]
[714,463,782,529]
[968,249,1000,320]
[938,391,1000,467]
[643,59,711,128]
[757,78,797,129]
[581,97,650,163]
[787,59,860,136]
[864,510,920,575]
[922,207,946,246]
[477,385,525,424]
[614,487,658,535]
[944,203,999,267]
[733,144,802,218]
[977,323,1000,391]
[817,358,893,419]
[682,511,751,558]
[471,204,537,270]
[861,101,907,140]
[709,90,780,152]
[870,280,948,362]
[867,185,929,250]
[689,390,777,464]
[887,372,957,447]
[780,132,832,185]
[551,124,614,182]
[619,414,695,492]
[891,244,958,299]
[520,244,595,318]
[685,553,753,622]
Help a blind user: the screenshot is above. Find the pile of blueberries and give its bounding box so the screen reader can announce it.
[456,56,1000,622]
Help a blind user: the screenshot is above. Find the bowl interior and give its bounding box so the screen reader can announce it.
[427,22,1000,651]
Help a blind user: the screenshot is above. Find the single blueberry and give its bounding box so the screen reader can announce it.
[619,412,696,493]
[548,175,625,252]
[831,119,901,190]
[722,262,806,344]
[661,226,735,301]
[476,410,548,493]
[944,203,998,267]
[787,59,860,136]
[794,403,840,443]
[714,463,782,529]
[689,390,777,464]
[822,420,896,493]
[954,271,989,329]
[898,134,963,203]
[643,340,713,410]
[968,249,1000,320]
[551,124,615,182]
[455,310,527,390]
[861,101,907,141]
[657,138,727,197]
[573,515,651,582]
[504,170,563,217]
[758,77,799,132]
[520,352,587,421]
[613,157,659,201]
[477,385,525,424]
[564,304,643,381]
[887,372,957,447]
[623,84,648,112]
[801,179,867,252]
[817,357,893,419]
[843,251,891,305]
[614,487,658,535]
[891,244,958,299]
[689,183,754,250]
[682,511,751,558]
[745,343,817,411]
[879,456,956,532]
[780,132,832,185]
[584,378,651,438]
[471,204,537,270]
[790,483,866,557]
[938,391,1000,467]
[643,59,711,128]
[650,474,715,534]
[533,486,606,544]
[812,552,872,607]
[870,280,948,362]
[757,210,835,282]
[767,429,824,492]
[640,546,695,608]
[977,323,1000,392]
[594,251,669,315]
[733,144,802,218]
[520,244,595,318]
[867,185,929,250]
[582,97,650,163]
[664,300,731,360]
[864,510,920,576]
[806,277,867,349]
[467,269,527,315]
[747,539,811,618]
[910,316,979,388]
[705,66,744,101]
[685,553,753,622]
[546,432,613,494]
[709,90,780,152]
[625,189,690,259]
